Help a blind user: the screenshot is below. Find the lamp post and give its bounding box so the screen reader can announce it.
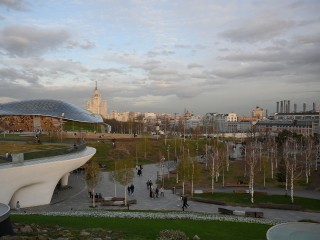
[60,113,65,143]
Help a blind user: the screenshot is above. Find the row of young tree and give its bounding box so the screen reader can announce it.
[171,130,319,204]
[85,130,319,206]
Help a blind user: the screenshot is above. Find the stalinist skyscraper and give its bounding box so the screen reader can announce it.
[86,81,107,119]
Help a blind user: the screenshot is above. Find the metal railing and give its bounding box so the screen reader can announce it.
[0,143,86,164]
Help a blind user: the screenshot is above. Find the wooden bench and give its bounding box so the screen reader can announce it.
[245,211,264,218]
[225,184,249,187]
[233,189,249,194]
[218,207,234,215]
[193,190,204,194]
[100,198,137,206]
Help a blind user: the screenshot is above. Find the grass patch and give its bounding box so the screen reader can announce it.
[194,192,320,211]
[12,214,270,240]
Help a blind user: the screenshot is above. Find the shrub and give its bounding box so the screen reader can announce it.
[158,229,189,240]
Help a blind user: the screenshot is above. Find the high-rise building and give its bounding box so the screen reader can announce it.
[86,82,107,119]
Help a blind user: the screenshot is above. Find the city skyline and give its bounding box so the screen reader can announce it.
[0,0,319,115]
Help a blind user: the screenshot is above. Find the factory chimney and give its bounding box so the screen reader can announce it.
[294,103,297,113]
[303,103,306,112]
[276,102,279,113]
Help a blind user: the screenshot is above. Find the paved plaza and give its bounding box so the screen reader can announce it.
[24,163,320,223]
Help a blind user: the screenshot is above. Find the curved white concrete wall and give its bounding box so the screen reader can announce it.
[0,147,96,208]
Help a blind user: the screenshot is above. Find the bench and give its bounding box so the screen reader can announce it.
[225,184,249,187]
[100,198,137,206]
[245,211,264,218]
[193,190,204,194]
[233,189,249,194]
[218,207,234,215]
[233,210,245,216]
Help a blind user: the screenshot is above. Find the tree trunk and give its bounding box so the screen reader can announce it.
[290,167,294,204]
[250,168,254,203]
[124,186,127,206]
[92,188,96,207]
[211,155,215,193]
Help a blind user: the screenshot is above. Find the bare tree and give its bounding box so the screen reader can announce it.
[304,136,317,183]
[85,160,101,207]
[245,141,259,203]
[114,157,135,206]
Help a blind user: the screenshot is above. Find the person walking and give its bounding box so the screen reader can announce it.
[160,186,164,197]
[130,184,135,195]
[182,196,189,211]
[16,201,21,212]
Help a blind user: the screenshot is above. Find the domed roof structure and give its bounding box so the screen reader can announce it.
[0,99,103,123]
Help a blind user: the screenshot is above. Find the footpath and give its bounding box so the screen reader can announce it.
[26,163,320,223]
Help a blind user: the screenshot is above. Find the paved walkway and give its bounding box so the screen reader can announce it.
[25,163,320,222]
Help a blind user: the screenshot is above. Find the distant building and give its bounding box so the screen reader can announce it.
[86,82,107,119]
[252,106,264,120]
[227,112,237,122]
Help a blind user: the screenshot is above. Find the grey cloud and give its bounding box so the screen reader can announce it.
[0,0,28,11]
[213,62,285,79]
[220,18,295,43]
[143,60,162,71]
[91,68,124,74]
[0,67,40,85]
[174,44,190,49]
[147,50,175,57]
[187,63,203,69]
[0,25,71,57]
[66,39,96,50]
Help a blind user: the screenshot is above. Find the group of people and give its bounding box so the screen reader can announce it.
[127,184,135,195]
[88,191,103,199]
[146,180,164,198]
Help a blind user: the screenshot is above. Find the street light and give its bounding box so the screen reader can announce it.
[60,112,65,142]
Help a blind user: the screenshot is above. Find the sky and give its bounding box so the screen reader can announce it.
[0,0,319,116]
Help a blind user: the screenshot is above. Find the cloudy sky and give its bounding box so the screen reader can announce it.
[0,0,319,116]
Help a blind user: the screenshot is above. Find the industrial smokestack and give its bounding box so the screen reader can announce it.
[276,102,279,113]
[294,103,297,113]
[280,101,283,113]
[303,103,306,112]
[288,100,291,113]
[284,100,287,113]
[313,102,316,112]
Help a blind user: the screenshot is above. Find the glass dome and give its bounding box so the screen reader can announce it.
[0,99,103,123]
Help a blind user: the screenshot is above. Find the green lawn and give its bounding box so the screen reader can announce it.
[194,192,320,211]
[12,214,270,240]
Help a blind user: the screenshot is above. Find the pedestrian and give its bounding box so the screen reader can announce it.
[149,186,153,198]
[127,186,131,195]
[160,186,164,197]
[130,184,134,195]
[155,187,159,198]
[16,201,20,212]
[182,196,189,211]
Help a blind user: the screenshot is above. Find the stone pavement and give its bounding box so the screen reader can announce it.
[25,163,320,223]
